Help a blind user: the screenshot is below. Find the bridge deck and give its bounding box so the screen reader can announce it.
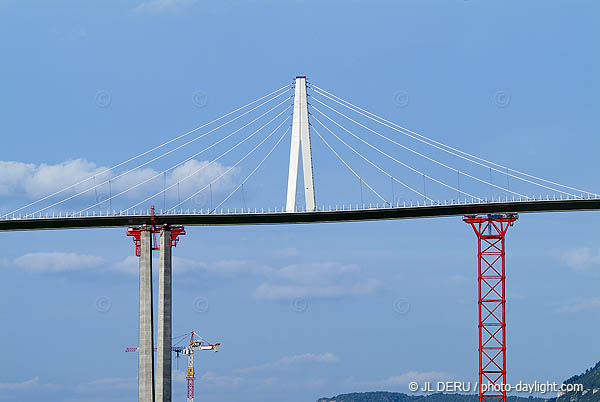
[1,199,599,231]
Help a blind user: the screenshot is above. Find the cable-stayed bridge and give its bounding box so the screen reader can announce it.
[2,77,598,230]
[2,76,598,402]
[2,197,600,231]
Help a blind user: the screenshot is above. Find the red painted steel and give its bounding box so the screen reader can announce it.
[126,205,185,256]
[187,332,194,402]
[187,371,194,400]
[464,214,518,402]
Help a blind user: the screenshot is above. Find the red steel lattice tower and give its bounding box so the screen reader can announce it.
[464,214,518,402]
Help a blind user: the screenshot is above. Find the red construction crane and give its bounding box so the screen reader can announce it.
[179,331,219,402]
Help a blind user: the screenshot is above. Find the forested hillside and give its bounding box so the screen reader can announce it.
[317,392,544,402]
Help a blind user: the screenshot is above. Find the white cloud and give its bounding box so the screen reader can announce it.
[262,377,279,387]
[367,371,454,387]
[306,377,327,389]
[171,256,206,274]
[202,259,274,276]
[352,278,382,294]
[112,257,363,285]
[236,353,339,373]
[134,0,198,14]
[267,352,340,366]
[74,377,136,392]
[561,247,600,270]
[272,247,300,258]
[112,256,270,277]
[113,256,198,275]
[173,369,187,384]
[0,376,39,390]
[0,376,64,391]
[557,297,600,313]
[0,375,135,394]
[448,274,467,285]
[0,161,34,196]
[0,159,108,199]
[0,158,235,207]
[20,251,380,303]
[278,262,360,285]
[199,371,244,388]
[113,255,142,275]
[174,369,242,388]
[253,278,382,301]
[252,261,381,301]
[14,252,104,273]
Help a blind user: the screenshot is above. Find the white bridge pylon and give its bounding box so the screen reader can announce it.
[286,76,316,212]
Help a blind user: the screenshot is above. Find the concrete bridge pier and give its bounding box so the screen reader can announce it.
[156,228,172,402]
[139,230,155,402]
[128,220,183,402]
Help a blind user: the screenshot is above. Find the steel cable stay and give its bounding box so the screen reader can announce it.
[311,85,584,196]
[211,125,291,213]
[312,105,518,201]
[35,102,289,217]
[310,101,531,200]
[311,108,493,201]
[312,90,558,198]
[311,115,445,203]
[3,84,292,219]
[26,94,293,218]
[83,100,291,215]
[311,84,596,197]
[311,125,389,206]
[30,93,292,218]
[106,107,293,215]
[169,118,292,212]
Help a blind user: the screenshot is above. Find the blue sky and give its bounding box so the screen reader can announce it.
[1,1,600,401]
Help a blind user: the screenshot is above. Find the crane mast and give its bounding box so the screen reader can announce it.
[186,337,195,402]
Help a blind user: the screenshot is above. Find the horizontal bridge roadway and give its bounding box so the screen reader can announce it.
[1,198,599,231]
